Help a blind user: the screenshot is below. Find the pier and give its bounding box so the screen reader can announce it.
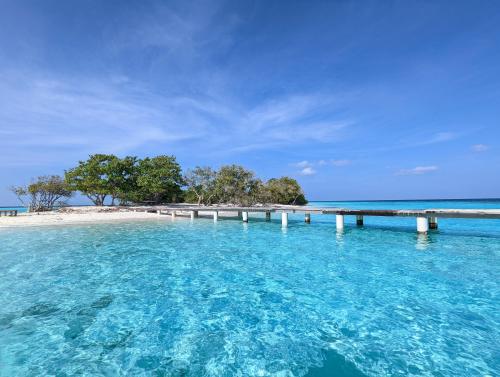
[134,206,500,234]
[0,209,17,217]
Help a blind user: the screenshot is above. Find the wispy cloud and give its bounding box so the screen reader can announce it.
[0,68,353,166]
[299,167,316,176]
[471,144,489,152]
[296,159,351,167]
[0,73,205,157]
[425,132,456,144]
[291,158,351,176]
[0,1,356,168]
[293,160,312,168]
[396,166,438,175]
[330,159,351,166]
[401,132,458,149]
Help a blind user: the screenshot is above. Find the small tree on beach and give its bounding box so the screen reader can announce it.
[184,166,217,205]
[10,175,73,212]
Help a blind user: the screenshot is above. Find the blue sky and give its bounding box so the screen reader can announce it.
[1,0,499,204]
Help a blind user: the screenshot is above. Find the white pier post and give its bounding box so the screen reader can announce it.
[242,211,249,222]
[190,211,196,220]
[305,213,311,223]
[281,212,288,227]
[336,215,344,231]
[213,211,218,222]
[429,217,438,229]
[356,215,363,226]
[157,210,161,216]
[417,217,429,234]
[171,211,176,220]
[265,211,271,221]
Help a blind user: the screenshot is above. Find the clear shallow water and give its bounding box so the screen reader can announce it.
[0,207,26,213]
[0,200,499,376]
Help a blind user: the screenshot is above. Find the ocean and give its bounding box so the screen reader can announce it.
[0,199,498,376]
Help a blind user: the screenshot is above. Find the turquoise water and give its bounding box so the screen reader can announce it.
[0,200,499,376]
[0,207,26,213]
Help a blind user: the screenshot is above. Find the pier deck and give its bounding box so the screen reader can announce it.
[132,205,500,233]
[324,208,500,219]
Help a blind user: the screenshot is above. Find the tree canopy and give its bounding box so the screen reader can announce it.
[10,175,72,212]
[64,154,131,206]
[184,166,217,205]
[265,177,307,205]
[212,165,263,206]
[133,155,184,204]
[14,154,308,208]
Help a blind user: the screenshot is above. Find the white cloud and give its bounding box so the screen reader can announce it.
[471,144,489,152]
[299,167,316,176]
[291,158,350,176]
[396,166,438,175]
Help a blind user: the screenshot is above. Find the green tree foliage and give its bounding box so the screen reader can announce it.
[29,154,307,207]
[109,156,139,205]
[10,175,73,212]
[265,177,308,205]
[65,154,134,206]
[133,155,184,204]
[214,165,263,206]
[184,166,217,205]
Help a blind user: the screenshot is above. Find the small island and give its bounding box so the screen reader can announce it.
[2,153,308,227]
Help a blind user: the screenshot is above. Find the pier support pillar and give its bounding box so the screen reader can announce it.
[429,217,438,229]
[238,211,242,219]
[171,211,176,220]
[417,217,428,234]
[265,211,271,221]
[213,211,218,222]
[281,212,288,227]
[305,213,311,223]
[157,210,161,216]
[356,215,364,226]
[336,215,344,231]
[190,211,197,220]
[242,211,249,222]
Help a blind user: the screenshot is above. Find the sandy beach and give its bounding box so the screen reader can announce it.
[0,208,166,228]
[0,205,286,228]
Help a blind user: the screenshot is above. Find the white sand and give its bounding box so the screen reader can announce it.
[0,210,163,228]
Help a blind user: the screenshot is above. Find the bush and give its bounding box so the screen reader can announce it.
[10,175,73,212]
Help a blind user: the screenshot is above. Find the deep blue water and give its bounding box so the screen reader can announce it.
[0,200,499,376]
